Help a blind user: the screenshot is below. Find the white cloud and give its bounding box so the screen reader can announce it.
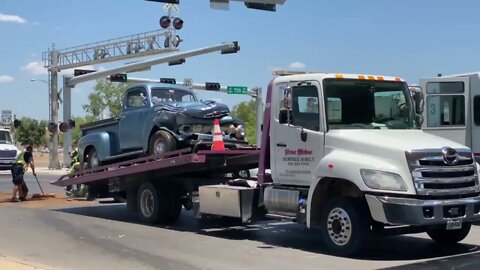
[0,13,27,24]
[289,61,306,69]
[21,61,47,75]
[0,75,14,83]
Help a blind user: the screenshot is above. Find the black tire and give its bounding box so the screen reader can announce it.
[148,130,176,156]
[427,223,471,244]
[86,148,100,169]
[136,182,181,225]
[320,197,371,257]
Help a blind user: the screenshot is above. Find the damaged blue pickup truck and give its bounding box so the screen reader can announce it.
[78,83,248,168]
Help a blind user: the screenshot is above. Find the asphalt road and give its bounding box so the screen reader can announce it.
[1,199,480,270]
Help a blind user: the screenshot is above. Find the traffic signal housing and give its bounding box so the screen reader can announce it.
[13,119,21,128]
[205,82,221,91]
[160,78,176,84]
[110,73,128,82]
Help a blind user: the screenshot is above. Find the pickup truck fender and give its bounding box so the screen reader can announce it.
[306,148,412,228]
[78,132,113,163]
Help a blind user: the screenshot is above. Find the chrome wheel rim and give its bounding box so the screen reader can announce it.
[237,170,249,178]
[90,153,99,168]
[154,140,167,155]
[327,207,352,246]
[140,189,155,218]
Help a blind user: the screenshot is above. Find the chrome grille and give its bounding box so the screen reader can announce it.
[0,150,16,158]
[406,148,480,196]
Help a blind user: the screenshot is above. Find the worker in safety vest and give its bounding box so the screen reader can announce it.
[11,146,36,202]
[66,141,87,197]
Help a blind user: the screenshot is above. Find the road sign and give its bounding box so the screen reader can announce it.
[183,78,193,90]
[1,110,12,126]
[227,86,248,95]
[163,3,180,12]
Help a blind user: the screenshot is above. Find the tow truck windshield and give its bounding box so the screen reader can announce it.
[323,79,415,130]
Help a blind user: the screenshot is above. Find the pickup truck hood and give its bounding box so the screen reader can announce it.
[154,100,230,119]
[326,129,468,157]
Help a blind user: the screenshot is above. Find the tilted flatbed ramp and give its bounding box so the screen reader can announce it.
[51,148,260,187]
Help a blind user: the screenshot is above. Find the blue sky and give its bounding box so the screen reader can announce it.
[1,0,480,120]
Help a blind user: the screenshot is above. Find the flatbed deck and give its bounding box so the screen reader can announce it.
[51,148,260,187]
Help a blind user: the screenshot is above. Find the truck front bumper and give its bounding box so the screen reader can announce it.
[365,194,480,226]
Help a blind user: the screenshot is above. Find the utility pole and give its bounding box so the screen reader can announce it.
[48,43,61,169]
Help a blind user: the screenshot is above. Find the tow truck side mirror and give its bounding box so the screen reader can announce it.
[410,86,424,114]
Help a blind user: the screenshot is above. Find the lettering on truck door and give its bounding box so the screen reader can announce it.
[273,81,325,186]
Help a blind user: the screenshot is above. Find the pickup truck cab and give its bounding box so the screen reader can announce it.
[78,83,247,168]
[0,128,20,170]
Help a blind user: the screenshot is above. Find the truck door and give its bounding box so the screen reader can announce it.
[420,77,470,147]
[272,81,325,186]
[119,87,149,150]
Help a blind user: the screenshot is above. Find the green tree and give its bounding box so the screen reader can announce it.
[15,118,48,146]
[70,115,95,143]
[82,81,131,120]
[231,100,258,144]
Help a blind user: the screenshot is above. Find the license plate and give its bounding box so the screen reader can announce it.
[446,219,463,230]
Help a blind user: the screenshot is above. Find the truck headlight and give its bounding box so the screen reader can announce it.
[360,169,408,191]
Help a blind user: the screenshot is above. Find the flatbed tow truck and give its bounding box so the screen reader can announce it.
[52,71,480,256]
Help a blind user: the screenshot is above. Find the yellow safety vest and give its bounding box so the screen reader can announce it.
[15,152,29,172]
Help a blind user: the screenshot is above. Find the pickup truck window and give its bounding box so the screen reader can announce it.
[324,79,414,130]
[151,88,196,104]
[126,89,148,108]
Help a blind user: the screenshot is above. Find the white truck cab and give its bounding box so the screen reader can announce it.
[262,71,480,255]
[0,127,20,170]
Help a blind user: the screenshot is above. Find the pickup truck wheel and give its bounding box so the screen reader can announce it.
[148,130,176,156]
[321,197,371,257]
[427,223,471,244]
[137,182,167,224]
[86,148,100,169]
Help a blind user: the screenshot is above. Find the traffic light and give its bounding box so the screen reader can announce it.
[168,59,185,66]
[221,41,240,54]
[160,78,176,84]
[172,17,183,30]
[74,69,96,76]
[48,122,57,133]
[110,73,127,82]
[244,2,276,11]
[13,119,21,128]
[159,16,171,29]
[205,82,221,91]
[68,119,76,128]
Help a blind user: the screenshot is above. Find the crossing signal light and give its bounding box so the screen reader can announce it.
[110,73,127,82]
[59,122,68,133]
[172,17,183,30]
[159,16,171,29]
[205,82,221,91]
[160,78,176,84]
[48,122,57,133]
[164,35,182,48]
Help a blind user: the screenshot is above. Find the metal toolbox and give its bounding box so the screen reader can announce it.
[199,185,258,222]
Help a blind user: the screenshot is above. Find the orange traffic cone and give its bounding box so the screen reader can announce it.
[211,118,225,151]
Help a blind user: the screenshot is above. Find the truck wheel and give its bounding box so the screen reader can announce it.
[427,223,471,244]
[86,148,100,169]
[320,197,371,257]
[148,130,176,156]
[137,182,167,224]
